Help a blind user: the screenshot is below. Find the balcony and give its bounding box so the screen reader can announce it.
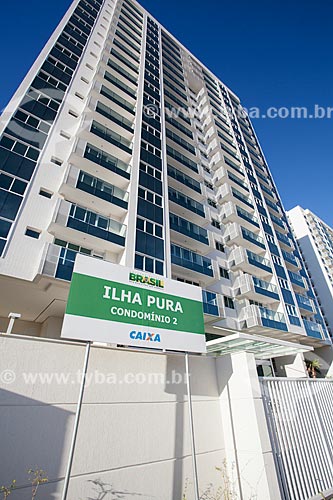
[95,101,134,137]
[240,305,288,333]
[171,243,214,279]
[167,164,202,196]
[221,202,259,231]
[41,243,104,282]
[264,197,281,216]
[85,121,132,163]
[225,223,266,253]
[217,183,254,211]
[276,230,294,251]
[168,186,205,221]
[230,247,272,277]
[49,200,127,253]
[169,213,209,250]
[72,143,131,190]
[295,293,314,315]
[303,319,324,340]
[60,167,129,218]
[235,274,279,304]
[281,249,301,271]
[288,270,307,291]
[270,213,287,233]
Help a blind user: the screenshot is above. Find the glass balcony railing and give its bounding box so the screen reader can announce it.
[84,144,131,179]
[100,84,135,115]
[167,164,201,193]
[288,270,305,288]
[265,197,280,213]
[168,187,205,217]
[259,307,288,331]
[171,244,213,277]
[106,59,138,85]
[104,70,136,98]
[281,249,299,267]
[236,206,259,228]
[63,202,127,247]
[295,293,313,312]
[276,231,292,247]
[202,290,219,316]
[246,250,272,273]
[95,102,134,132]
[228,171,249,191]
[303,319,323,339]
[270,213,285,230]
[241,227,266,249]
[169,213,209,245]
[253,277,279,299]
[76,171,129,209]
[232,188,254,208]
[91,121,132,154]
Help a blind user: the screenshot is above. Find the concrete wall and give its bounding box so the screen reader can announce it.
[0,334,280,500]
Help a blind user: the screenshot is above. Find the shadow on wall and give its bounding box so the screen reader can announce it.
[0,388,72,499]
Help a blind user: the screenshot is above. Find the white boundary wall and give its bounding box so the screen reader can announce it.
[0,334,280,499]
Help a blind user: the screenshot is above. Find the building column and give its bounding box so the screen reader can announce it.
[215,352,281,500]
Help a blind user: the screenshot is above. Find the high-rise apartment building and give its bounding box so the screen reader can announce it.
[288,206,333,337]
[0,0,329,347]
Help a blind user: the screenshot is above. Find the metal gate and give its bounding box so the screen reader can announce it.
[260,377,333,500]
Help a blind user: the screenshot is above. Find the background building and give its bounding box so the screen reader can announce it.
[0,0,329,351]
[288,206,333,338]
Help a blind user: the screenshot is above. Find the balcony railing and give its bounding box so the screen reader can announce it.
[75,171,129,209]
[169,213,209,245]
[171,244,213,277]
[95,101,134,133]
[296,293,313,312]
[282,249,299,267]
[91,121,132,154]
[259,307,288,331]
[241,227,266,249]
[246,250,272,273]
[168,187,205,217]
[303,319,323,339]
[288,270,305,288]
[167,164,201,193]
[253,277,279,299]
[54,200,127,247]
[236,206,259,228]
[84,144,131,179]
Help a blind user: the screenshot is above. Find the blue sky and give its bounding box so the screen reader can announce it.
[1,0,332,224]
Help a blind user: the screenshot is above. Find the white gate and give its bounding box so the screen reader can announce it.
[260,377,333,500]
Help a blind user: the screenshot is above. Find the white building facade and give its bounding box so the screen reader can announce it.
[0,0,330,348]
[288,206,333,338]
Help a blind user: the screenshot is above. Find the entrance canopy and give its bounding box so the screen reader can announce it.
[206,332,313,359]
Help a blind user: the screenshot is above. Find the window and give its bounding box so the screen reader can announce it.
[25,228,40,239]
[219,267,230,279]
[215,241,225,252]
[211,219,221,229]
[134,252,164,276]
[208,199,217,209]
[224,296,235,309]
[39,189,53,199]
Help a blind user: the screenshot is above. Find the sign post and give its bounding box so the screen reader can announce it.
[60,255,206,500]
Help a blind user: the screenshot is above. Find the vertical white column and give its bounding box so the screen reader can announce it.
[216,352,282,500]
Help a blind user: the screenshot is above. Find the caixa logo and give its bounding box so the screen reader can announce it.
[130,331,161,342]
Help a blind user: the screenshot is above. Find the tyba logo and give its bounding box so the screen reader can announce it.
[130,331,161,342]
[129,273,164,289]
